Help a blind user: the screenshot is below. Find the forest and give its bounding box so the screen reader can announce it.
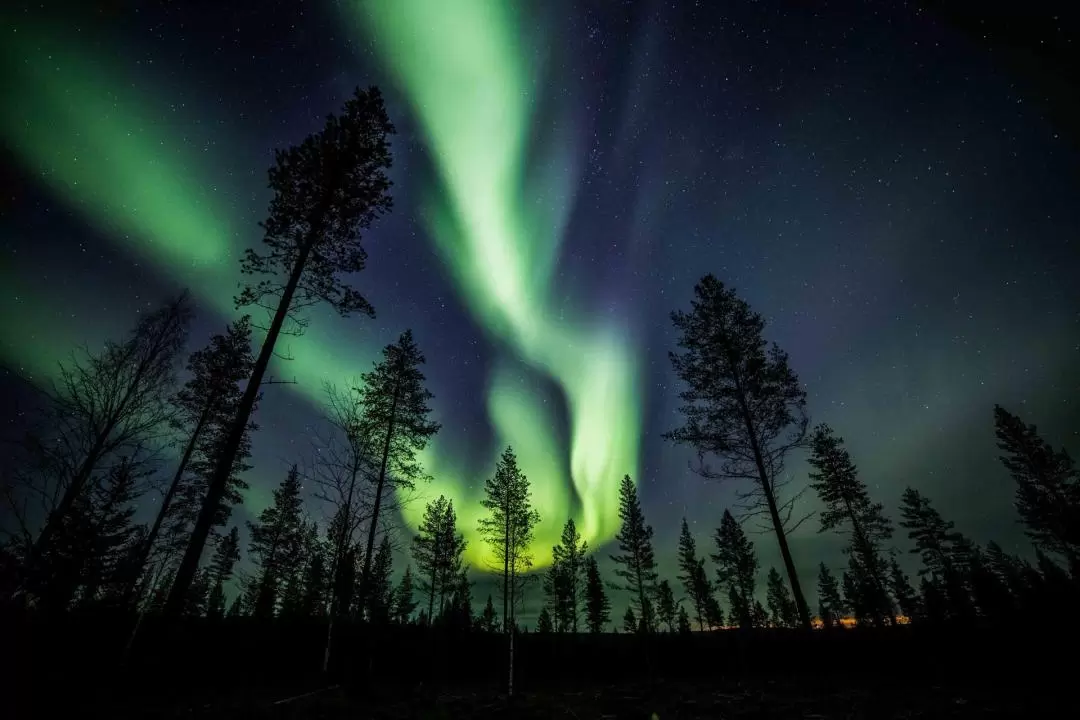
[3,87,1078,718]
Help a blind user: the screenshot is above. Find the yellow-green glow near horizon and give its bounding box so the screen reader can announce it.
[354,0,642,568]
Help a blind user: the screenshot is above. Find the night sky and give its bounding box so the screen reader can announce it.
[2,0,1078,620]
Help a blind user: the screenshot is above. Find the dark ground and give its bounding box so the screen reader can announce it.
[6,613,1073,718]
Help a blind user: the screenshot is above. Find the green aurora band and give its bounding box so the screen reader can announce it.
[1,5,642,569]
[353,0,641,568]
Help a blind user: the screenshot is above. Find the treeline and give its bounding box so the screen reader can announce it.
[2,85,1078,663]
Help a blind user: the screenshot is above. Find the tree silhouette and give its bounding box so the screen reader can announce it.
[899,487,973,622]
[412,495,450,621]
[131,318,254,603]
[166,88,395,614]
[478,446,540,634]
[994,405,1080,563]
[584,556,610,633]
[611,475,658,632]
[816,562,843,629]
[206,526,241,618]
[677,605,693,634]
[807,423,894,623]
[536,607,554,633]
[355,331,440,609]
[766,567,798,627]
[622,606,637,633]
[19,294,191,603]
[712,509,758,629]
[393,565,417,623]
[246,466,304,617]
[655,579,677,632]
[676,517,712,631]
[887,557,920,622]
[704,594,725,629]
[666,275,811,627]
[364,534,394,624]
[549,518,588,632]
[479,594,499,632]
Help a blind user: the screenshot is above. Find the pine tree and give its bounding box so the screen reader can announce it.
[356,331,440,608]
[677,605,693,634]
[393,565,417,623]
[131,318,254,602]
[676,518,712,631]
[479,594,499,632]
[536,607,554,633]
[206,526,241,618]
[666,275,811,627]
[365,534,394,624]
[704,594,725,629]
[247,467,304,617]
[550,518,588,632]
[412,495,450,621]
[887,557,920,622]
[166,88,396,613]
[478,446,540,633]
[808,424,894,623]
[25,294,191,602]
[994,406,1080,562]
[445,568,473,629]
[436,502,466,615]
[766,567,798,628]
[622,606,637,633]
[610,475,658,632]
[899,487,973,620]
[655,579,677,632]
[816,562,843,628]
[584,556,610,633]
[712,510,758,629]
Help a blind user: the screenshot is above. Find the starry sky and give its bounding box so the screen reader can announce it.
[1,0,1078,618]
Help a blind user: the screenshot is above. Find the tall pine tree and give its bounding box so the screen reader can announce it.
[206,526,241,618]
[247,466,304,617]
[766,567,798,627]
[712,509,758,629]
[807,423,894,623]
[676,517,712,631]
[610,475,658,632]
[584,556,610,633]
[166,88,396,613]
[816,562,843,628]
[355,331,440,607]
[666,275,811,627]
[549,518,588,632]
[994,405,1080,563]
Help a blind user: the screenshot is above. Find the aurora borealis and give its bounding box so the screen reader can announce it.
[2,0,1078,612]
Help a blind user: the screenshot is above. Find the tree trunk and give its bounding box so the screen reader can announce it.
[358,374,401,607]
[164,241,313,616]
[126,406,211,605]
[844,497,892,623]
[502,506,510,634]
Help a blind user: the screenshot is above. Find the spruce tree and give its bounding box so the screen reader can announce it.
[550,518,588,632]
[478,446,540,633]
[166,88,396,613]
[666,275,811,627]
[816,562,843,628]
[766,567,798,627]
[480,594,499,632]
[584,556,610,633]
[655,579,677,632]
[365,534,394,623]
[676,518,712,631]
[206,526,241,618]
[436,502,466,615]
[393,565,417,623]
[677,605,693,634]
[807,424,894,622]
[356,331,440,608]
[622,606,637,633]
[994,405,1080,562]
[247,466,304,617]
[887,557,920,622]
[712,510,758,629]
[704,594,725,629]
[536,607,554,633]
[899,487,973,620]
[610,475,658,632]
